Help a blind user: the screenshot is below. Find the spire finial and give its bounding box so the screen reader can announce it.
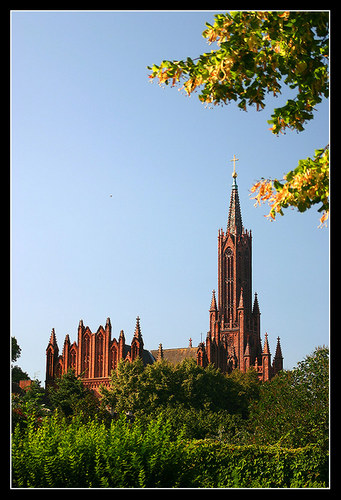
[231,154,239,179]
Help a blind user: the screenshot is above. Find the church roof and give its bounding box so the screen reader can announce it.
[123,344,155,365]
[149,347,197,365]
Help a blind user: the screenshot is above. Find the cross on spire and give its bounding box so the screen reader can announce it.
[230,154,239,179]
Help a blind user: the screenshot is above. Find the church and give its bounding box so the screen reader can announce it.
[45,159,283,392]
[195,160,283,381]
[152,158,283,381]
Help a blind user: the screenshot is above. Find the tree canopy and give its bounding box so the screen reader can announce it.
[148,11,329,226]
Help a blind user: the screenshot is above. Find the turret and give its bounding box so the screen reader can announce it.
[272,337,283,375]
[252,292,260,316]
[130,316,144,361]
[118,329,125,360]
[209,289,218,335]
[244,338,251,371]
[45,328,59,388]
[237,288,245,370]
[105,317,112,335]
[251,292,262,359]
[261,333,271,381]
[62,334,70,372]
[77,319,85,375]
[156,343,163,361]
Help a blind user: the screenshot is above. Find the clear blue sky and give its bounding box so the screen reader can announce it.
[11,11,329,382]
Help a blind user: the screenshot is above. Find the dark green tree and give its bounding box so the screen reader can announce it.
[12,337,21,362]
[248,346,329,449]
[11,337,29,383]
[48,369,100,419]
[100,358,260,417]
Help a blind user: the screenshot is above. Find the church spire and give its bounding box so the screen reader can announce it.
[210,289,217,312]
[274,337,283,358]
[263,332,270,354]
[134,316,142,340]
[227,155,243,235]
[272,337,283,375]
[253,292,260,315]
[48,328,58,347]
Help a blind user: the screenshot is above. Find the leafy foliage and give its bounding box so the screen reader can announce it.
[250,145,329,226]
[12,380,50,430]
[248,346,329,449]
[11,336,30,383]
[48,369,110,422]
[149,12,328,129]
[148,11,329,225]
[11,337,22,362]
[11,347,329,488]
[12,413,328,488]
[100,358,260,418]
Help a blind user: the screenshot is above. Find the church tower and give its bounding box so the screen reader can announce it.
[197,156,283,380]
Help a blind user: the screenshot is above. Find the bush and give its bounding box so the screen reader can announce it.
[12,413,328,488]
[184,441,328,488]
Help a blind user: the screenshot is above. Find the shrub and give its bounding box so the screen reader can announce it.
[12,413,328,488]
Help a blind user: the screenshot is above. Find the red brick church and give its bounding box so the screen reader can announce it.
[46,160,283,391]
[195,162,283,381]
[45,316,155,392]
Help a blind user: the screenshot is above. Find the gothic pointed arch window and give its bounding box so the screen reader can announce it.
[226,247,234,322]
[70,348,77,372]
[111,344,118,372]
[96,333,104,377]
[83,334,90,378]
[131,340,138,361]
[55,359,63,379]
[47,348,54,378]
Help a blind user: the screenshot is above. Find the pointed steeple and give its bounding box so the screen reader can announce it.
[274,337,283,360]
[63,334,70,350]
[105,317,112,335]
[118,329,125,360]
[244,338,251,357]
[133,316,144,348]
[210,289,218,312]
[253,292,260,315]
[262,332,270,355]
[157,343,163,361]
[134,316,142,340]
[48,328,58,347]
[130,316,144,361]
[261,332,271,381]
[238,287,244,309]
[227,161,243,235]
[272,336,283,375]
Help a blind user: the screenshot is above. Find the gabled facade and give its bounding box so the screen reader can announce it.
[45,316,154,394]
[197,168,283,381]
